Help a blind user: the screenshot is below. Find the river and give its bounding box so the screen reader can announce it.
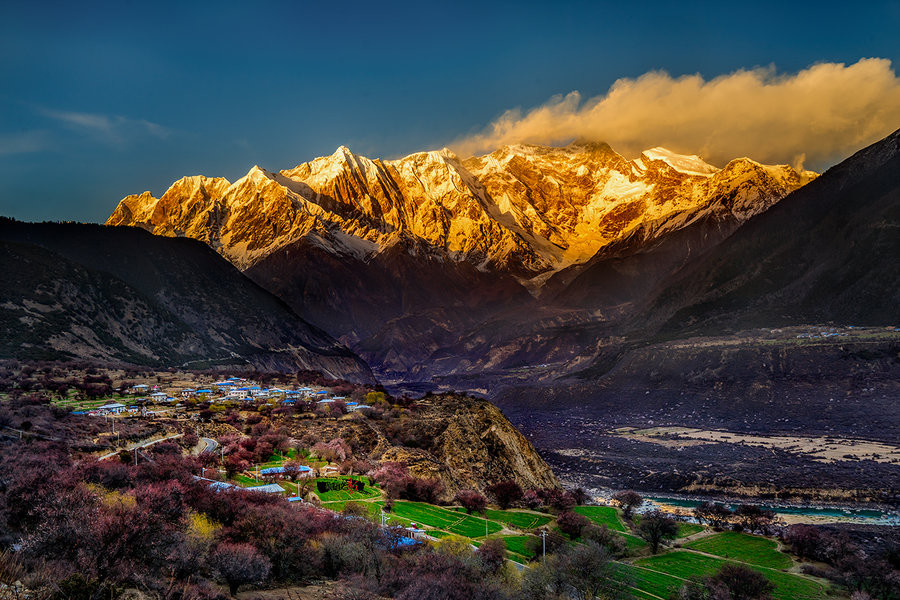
[643,494,900,526]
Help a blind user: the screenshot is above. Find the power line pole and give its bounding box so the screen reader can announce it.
[541,530,547,564]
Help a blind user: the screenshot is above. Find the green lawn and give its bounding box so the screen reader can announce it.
[573,505,627,532]
[387,501,502,538]
[635,551,825,600]
[484,509,551,530]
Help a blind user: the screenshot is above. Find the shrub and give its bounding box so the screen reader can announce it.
[486,481,523,509]
[557,510,589,539]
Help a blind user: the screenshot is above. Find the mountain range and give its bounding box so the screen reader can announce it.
[4,127,898,500]
[106,141,815,379]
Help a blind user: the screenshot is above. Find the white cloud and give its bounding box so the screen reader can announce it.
[39,108,172,144]
[0,130,50,156]
[452,58,900,169]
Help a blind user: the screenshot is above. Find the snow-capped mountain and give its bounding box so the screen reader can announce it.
[106,142,815,379]
[107,142,814,284]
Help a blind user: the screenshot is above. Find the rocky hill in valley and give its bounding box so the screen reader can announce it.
[199,392,559,497]
[106,142,813,376]
[0,219,374,382]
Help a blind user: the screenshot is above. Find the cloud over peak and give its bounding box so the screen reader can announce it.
[452,58,900,170]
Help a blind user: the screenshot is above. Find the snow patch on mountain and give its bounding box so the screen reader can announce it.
[641,147,719,176]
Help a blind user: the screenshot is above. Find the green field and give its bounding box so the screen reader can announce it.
[312,476,381,502]
[573,505,627,532]
[685,532,793,569]
[614,563,686,599]
[621,532,648,550]
[53,396,133,411]
[387,501,502,537]
[501,535,536,560]
[315,488,380,501]
[425,530,454,539]
[676,523,704,538]
[484,509,551,530]
[635,551,825,600]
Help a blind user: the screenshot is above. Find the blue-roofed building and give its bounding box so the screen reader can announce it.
[193,476,238,492]
[247,483,285,494]
[209,481,237,491]
[261,465,312,477]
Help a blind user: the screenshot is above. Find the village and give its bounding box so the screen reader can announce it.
[1,362,890,599]
[81,376,372,417]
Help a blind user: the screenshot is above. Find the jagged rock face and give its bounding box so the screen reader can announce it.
[464,144,814,270]
[107,143,814,282]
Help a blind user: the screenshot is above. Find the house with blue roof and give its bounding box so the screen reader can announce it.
[247,483,284,494]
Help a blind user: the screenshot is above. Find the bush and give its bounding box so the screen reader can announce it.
[486,481,523,509]
[636,511,678,554]
[557,510,589,539]
[212,542,271,596]
[454,489,487,514]
[611,490,642,519]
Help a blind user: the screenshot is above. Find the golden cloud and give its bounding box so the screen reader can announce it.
[452,58,900,170]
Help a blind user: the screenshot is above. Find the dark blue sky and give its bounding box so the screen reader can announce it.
[1,0,898,222]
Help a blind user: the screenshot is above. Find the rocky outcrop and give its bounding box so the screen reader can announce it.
[399,394,560,494]
[276,393,558,496]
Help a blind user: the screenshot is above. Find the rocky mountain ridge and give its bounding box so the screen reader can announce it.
[0,219,374,381]
[108,142,814,286]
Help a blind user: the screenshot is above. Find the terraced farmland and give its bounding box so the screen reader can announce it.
[501,535,536,561]
[684,531,793,569]
[635,551,826,600]
[387,501,503,537]
[573,505,627,532]
[484,509,551,530]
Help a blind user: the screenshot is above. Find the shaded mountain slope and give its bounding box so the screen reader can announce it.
[647,127,900,337]
[0,219,373,381]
